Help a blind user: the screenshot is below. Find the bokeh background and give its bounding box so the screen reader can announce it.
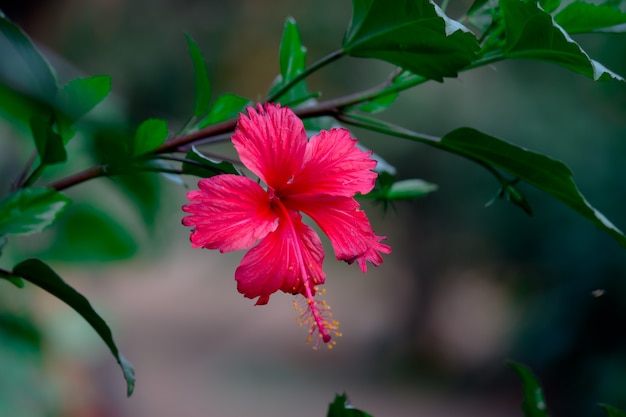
[1,1,626,416]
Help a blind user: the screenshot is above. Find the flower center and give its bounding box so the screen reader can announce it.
[272,198,339,345]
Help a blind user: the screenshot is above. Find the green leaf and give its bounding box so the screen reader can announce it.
[539,0,561,14]
[0,11,57,100]
[182,146,239,178]
[132,118,168,156]
[0,269,25,289]
[351,91,399,114]
[327,393,374,417]
[197,93,251,128]
[0,188,71,236]
[555,2,626,34]
[185,34,212,118]
[30,114,66,165]
[365,176,438,201]
[599,404,626,417]
[45,204,137,261]
[342,0,480,81]
[268,17,314,105]
[91,127,133,165]
[0,81,52,131]
[441,128,626,247]
[486,180,534,215]
[342,113,625,247]
[509,362,549,417]
[56,75,112,135]
[12,258,135,396]
[500,0,624,81]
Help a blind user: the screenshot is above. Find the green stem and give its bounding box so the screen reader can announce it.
[462,52,507,72]
[266,48,346,103]
[441,0,451,13]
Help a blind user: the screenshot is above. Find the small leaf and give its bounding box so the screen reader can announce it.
[56,75,112,135]
[133,118,168,156]
[351,91,399,114]
[0,188,71,236]
[268,17,314,105]
[327,393,374,417]
[0,269,25,289]
[485,181,534,215]
[0,11,57,100]
[441,128,626,247]
[599,404,626,417]
[365,177,438,201]
[182,146,239,178]
[342,0,480,81]
[555,2,626,34]
[30,114,66,165]
[185,34,212,118]
[500,0,624,81]
[12,258,135,396]
[386,179,438,200]
[197,93,251,128]
[509,362,549,417]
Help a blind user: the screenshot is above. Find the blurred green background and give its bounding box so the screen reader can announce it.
[1,1,626,416]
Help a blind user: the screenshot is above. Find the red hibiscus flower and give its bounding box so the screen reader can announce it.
[182,103,390,345]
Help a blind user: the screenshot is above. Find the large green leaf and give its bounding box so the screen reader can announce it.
[12,258,135,396]
[30,114,66,165]
[509,362,549,417]
[342,113,626,247]
[197,93,251,128]
[185,34,212,118]
[0,11,57,100]
[132,118,168,156]
[268,17,314,105]
[342,0,479,81]
[442,128,626,247]
[0,82,51,131]
[0,188,71,236]
[500,0,624,81]
[327,393,374,417]
[555,2,626,34]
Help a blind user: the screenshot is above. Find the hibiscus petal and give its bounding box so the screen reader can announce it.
[286,128,377,197]
[182,175,279,252]
[235,209,325,305]
[232,103,307,189]
[287,194,391,272]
